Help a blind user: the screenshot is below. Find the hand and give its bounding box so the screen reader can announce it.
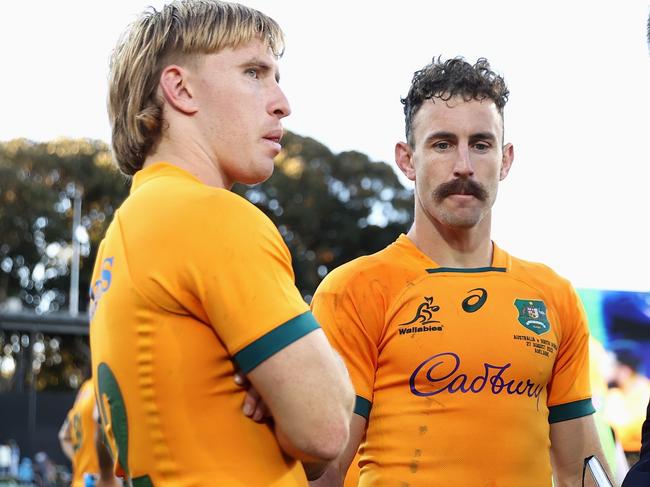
[234,372,271,423]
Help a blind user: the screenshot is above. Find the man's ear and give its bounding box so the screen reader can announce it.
[500,143,514,181]
[395,141,416,181]
[159,64,198,115]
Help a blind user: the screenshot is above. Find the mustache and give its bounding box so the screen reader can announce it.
[433,179,488,202]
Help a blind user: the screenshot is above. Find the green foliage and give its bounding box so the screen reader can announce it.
[0,132,413,392]
[0,132,412,311]
[0,139,130,312]
[233,131,413,299]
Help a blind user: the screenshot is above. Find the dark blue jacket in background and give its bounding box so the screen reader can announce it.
[622,399,650,487]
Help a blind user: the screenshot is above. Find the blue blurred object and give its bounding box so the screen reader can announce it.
[17,457,33,483]
[84,473,97,487]
[580,289,650,378]
[603,291,650,377]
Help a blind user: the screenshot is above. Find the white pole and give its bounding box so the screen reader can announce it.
[69,185,81,317]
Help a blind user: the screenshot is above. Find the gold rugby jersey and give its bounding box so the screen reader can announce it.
[89,163,317,487]
[313,234,594,487]
[67,379,101,487]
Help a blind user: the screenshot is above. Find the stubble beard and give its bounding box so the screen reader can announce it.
[418,191,492,230]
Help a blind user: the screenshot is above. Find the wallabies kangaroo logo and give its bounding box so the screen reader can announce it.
[399,296,441,326]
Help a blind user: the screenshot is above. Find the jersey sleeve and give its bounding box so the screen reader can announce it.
[547,283,595,423]
[186,193,317,374]
[311,264,381,419]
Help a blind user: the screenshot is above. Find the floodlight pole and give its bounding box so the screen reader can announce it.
[69,185,82,317]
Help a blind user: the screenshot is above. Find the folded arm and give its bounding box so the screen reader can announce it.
[308,413,367,486]
[246,328,355,468]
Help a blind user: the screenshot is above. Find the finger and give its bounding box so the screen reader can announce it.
[242,389,260,416]
[252,404,265,422]
[252,400,272,422]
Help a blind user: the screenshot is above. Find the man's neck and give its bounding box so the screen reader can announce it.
[407,210,494,268]
[143,137,230,189]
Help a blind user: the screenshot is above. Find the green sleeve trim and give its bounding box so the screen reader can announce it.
[97,363,129,476]
[548,398,595,424]
[354,395,372,419]
[132,476,154,487]
[234,311,320,374]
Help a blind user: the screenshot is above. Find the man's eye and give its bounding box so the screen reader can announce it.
[245,68,258,78]
[434,142,450,150]
[474,143,490,151]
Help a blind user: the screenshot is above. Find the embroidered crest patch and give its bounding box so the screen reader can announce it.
[514,299,551,335]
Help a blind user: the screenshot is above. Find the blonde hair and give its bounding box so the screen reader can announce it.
[107,0,285,175]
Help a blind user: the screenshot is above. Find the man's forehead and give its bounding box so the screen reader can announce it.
[200,38,280,71]
[222,37,278,61]
[422,95,499,115]
[413,96,502,135]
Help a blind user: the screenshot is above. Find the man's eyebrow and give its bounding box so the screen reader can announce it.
[241,57,280,82]
[423,131,457,145]
[469,132,497,142]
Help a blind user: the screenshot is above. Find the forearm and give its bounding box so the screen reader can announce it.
[60,440,74,461]
[551,415,617,486]
[275,424,334,465]
[248,330,355,462]
[308,464,344,486]
[309,414,366,487]
[271,392,352,463]
[553,450,615,487]
[58,420,74,461]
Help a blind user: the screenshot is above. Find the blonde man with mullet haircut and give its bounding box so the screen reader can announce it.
[108,1,286,175]
[89,1,355,486]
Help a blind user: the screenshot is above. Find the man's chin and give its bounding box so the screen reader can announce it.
[237,164,274,186]
[439,210,484,229]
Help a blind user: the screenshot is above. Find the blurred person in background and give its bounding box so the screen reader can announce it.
[33,452,57,487]
[622,400,649,486]
[17,457,34,485]
[604,348,650,467]
[59,375,121,487]
[589,336,630,484]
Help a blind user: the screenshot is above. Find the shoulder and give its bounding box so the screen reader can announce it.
[123,165,271,221]
[195,189,278,232]
[318,245,399,295]
[133,174,273,224]
[124,175,281,247]
[508,253,575,297]
[506,253,585,333]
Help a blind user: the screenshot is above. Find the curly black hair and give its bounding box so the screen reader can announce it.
[401,56,509,146]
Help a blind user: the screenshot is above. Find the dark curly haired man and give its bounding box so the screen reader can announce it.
[309,56,613,487]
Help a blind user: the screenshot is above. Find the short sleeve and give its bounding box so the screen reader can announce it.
[186,193,317,373]
[547,284,595,423]
[311,265,380,418]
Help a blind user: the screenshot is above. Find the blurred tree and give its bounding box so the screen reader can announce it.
[0,132,413,391]
[0,132,412,310]
[0,138,130,313]
[0,330,89,392]
[234,131,413,300]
